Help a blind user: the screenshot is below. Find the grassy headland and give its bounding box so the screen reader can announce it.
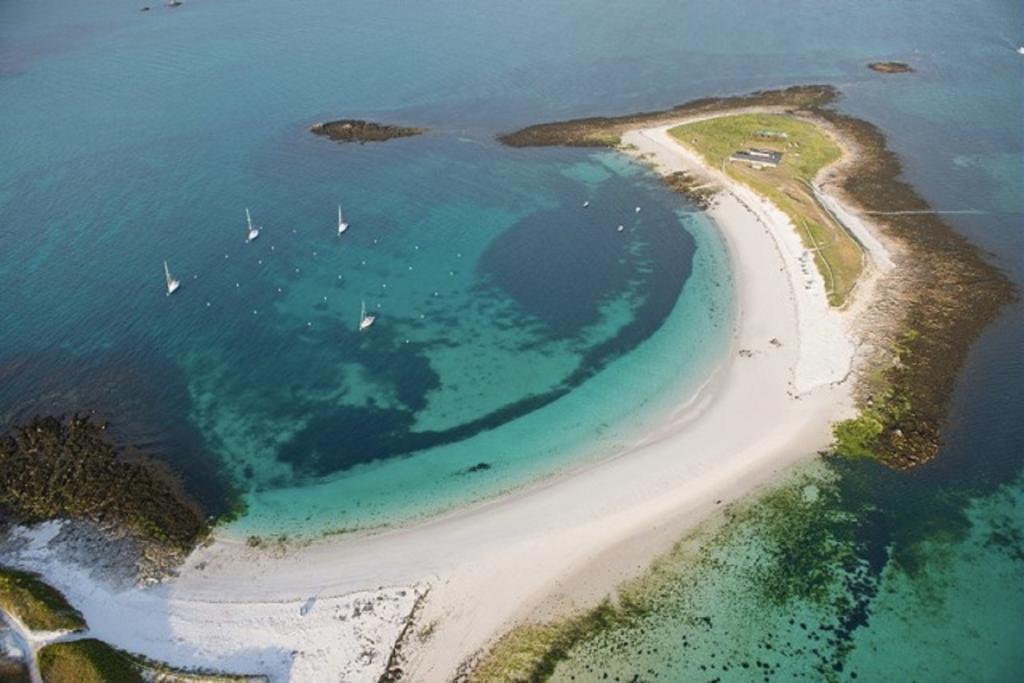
[497,85,1015,470]
[0,567,84,632]
[668,113,861,305]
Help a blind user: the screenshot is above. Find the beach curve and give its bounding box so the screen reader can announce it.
[2,114,889,682]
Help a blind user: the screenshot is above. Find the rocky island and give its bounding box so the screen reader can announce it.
[868,61,913,73]
[309,119,425,143]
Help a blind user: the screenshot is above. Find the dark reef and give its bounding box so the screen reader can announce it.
[310,119,425,144]
[0,415,207,551]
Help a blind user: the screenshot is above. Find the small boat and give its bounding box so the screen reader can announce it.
[582,201,590,208]
[635,206,641,213]
[245,208,261,242]
[617,225,624,232]
[359,300,376,332]
[164,260,180,295]
[1018,45,1024,55]
[337,205,349,235]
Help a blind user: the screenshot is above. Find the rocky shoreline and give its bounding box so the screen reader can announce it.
[499,85,837,147]
[0,416,212,582]
[815,107,1014,467]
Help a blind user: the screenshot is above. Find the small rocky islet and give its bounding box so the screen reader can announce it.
[309,119,425,144]
[867,61,913,73]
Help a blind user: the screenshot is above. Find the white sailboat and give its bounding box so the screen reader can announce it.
[245,208,261,242]
[164,260,180,296]
[359,299,376,332]
[337,205,349,235]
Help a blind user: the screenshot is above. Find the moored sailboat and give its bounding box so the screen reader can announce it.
[338,205,349,235]
[245,208,261,242]
[164,260,180,295]
[359,299,376,332]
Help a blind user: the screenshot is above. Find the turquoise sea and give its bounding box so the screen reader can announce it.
[1,0,1021,679]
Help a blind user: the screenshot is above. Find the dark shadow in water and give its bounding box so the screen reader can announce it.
[276,191,695,477]
[477,206,639,337]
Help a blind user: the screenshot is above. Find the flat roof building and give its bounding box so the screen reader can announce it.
[729,148,783,168]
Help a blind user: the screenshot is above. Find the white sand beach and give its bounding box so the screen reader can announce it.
[2,115,892,682]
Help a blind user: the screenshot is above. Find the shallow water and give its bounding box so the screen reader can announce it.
[1,0,1022,674]
[551,458,1024,681]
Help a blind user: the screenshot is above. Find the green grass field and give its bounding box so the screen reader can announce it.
[0,567,85,633]
[669,113,863,306]
[35,638,257,683]
[37,640,144,683]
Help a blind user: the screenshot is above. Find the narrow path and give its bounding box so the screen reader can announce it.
[1,609,42,683]
[808,182,894,272]
[0,607,91,683]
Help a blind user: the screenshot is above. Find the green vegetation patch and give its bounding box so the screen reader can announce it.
[0,567,85,632]
[669,113,862,305]
[37,638,259,683]
[670,113,839,181]
[0,416,207,551]
[468,600,635,683]
[833,330,933,466]
[37,640,143,683]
